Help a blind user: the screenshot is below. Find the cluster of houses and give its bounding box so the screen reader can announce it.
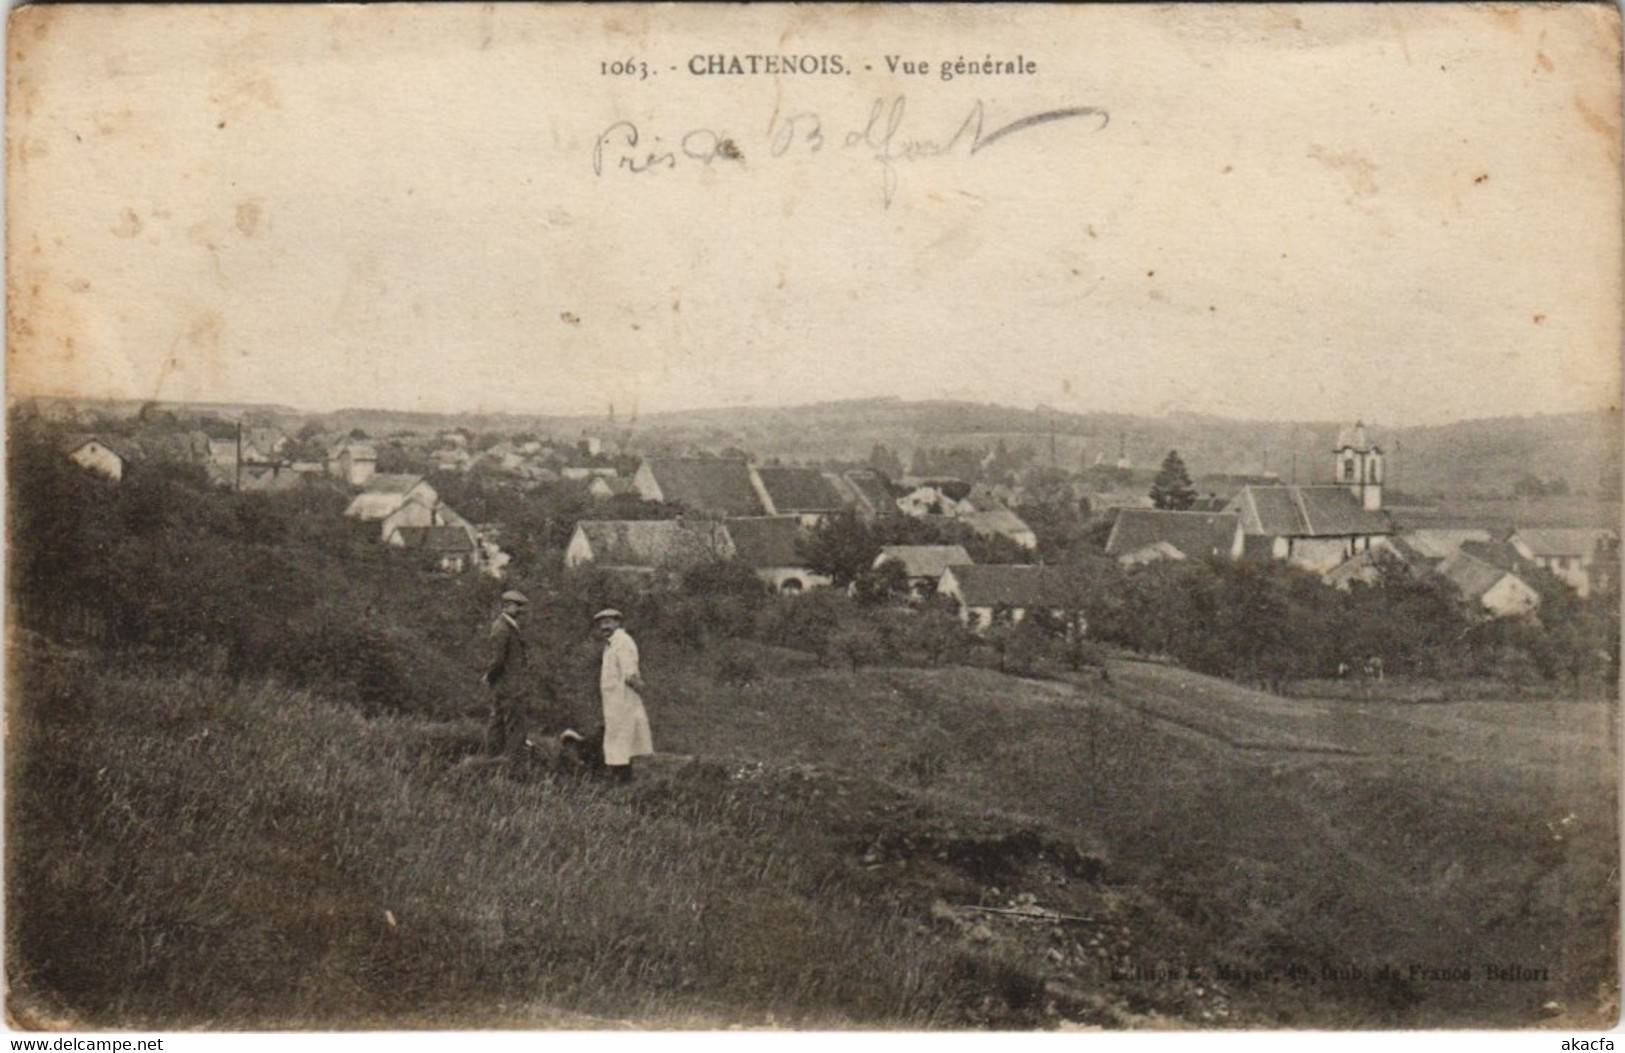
[339,473,490,574]
[60,416,1620,629]
[563,457,1082,629]
[565,458,1042,609]
[564,428,1620,629]
[423,431,636,494]
[63,427,316,491]
[1095,424,1618,618]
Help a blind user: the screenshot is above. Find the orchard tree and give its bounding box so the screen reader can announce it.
[797,510,880,588]
[1150,450,1198,510]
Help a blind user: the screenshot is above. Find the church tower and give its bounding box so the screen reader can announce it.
[1334,421,1384,511]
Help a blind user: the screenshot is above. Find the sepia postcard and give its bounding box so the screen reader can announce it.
[5,1,1621,1036]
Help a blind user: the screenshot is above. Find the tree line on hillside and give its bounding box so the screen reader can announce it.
[1080,552,1617,691]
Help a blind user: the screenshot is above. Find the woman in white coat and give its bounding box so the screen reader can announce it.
[594,609,652,782]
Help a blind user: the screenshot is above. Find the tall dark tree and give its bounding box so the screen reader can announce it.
[1149,450,1198,510]
[796,510,880,588]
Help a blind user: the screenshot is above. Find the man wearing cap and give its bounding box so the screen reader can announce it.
[595,608,652,782]
[482,590,532,762]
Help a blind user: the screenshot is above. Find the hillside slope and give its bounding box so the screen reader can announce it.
[654,654,1619,1027]
[16,634,1610,1029]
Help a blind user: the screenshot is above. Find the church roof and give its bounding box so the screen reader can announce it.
[1229,485,1393,539]
[1335,421,1377,451]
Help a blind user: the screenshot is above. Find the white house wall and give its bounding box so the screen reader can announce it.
[632,462,663,503]
[69,443,123,481]
[1286,537,1366,574]
[379,499,437,542]
[563,527,595,568]
[1482,575,1541,618]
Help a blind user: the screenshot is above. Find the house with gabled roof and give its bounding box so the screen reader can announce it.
[207,439,241,470]
[345,474,437,521]
[896,478,973,517]
[1438,551,1542,619]
[832,469,899,520]
[327,438,377,487]
[961,507,1039,551]
[344,475,479,553]
[937,564,1092,631]
[243,426,288,461]
[632,458,773,517]
[753,467,845,527]
[64,434,127,481]
[875,544,974,598]
[1104,509,1244,565]
[387,525,477,574]
[1396,529,1493,564]
[1507,528,1619,598]
[564,519,735,574]
[727,516,830,593]
[1322,544,1418,590]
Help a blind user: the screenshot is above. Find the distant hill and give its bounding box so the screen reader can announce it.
[22,394,1620,502]
[590,400,1622,501]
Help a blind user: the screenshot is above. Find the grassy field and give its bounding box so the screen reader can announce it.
[656,649,1617,1027]
[8,636,1617,1029]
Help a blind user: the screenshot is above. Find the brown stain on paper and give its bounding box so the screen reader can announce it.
[235,201,263,237]
[111,207,143,238]
[1573,95,1619,148]
[1569,93,1623,177]
[1307,144,1380,198]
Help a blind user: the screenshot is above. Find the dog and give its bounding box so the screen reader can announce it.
[554,726,607,777]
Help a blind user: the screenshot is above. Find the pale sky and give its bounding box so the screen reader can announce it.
[7,3,1621,425]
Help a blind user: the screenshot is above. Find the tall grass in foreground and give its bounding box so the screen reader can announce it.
[7,653,960,1029]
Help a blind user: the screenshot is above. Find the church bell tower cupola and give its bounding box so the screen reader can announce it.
[1334,421,1384,511]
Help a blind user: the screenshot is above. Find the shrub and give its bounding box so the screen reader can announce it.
[753,589,849,656]
[852,559,909,605]
[1002,617,1054,677]
[713,641,762,687]
[829,624,883,670]
[907,607,970,665]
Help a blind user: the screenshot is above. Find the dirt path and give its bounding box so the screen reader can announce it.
[1089,660,1614,768]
